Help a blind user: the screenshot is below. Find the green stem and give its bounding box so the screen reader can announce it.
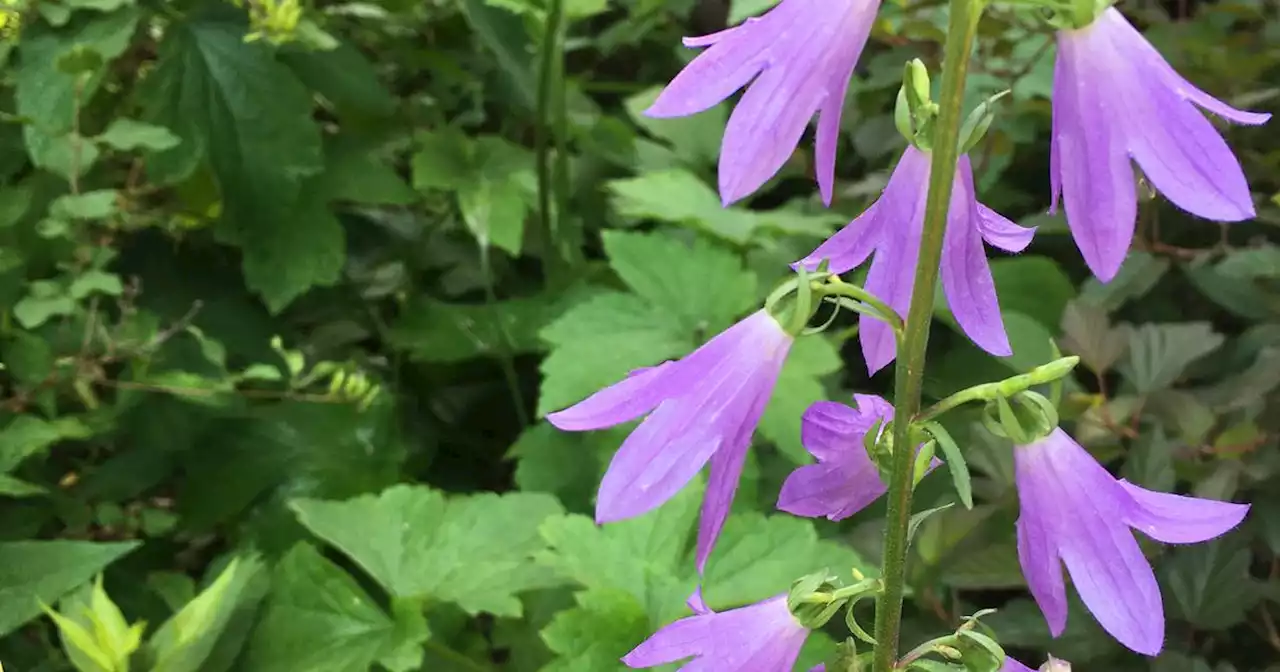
[535,0,569,281]
[870,0,982,669]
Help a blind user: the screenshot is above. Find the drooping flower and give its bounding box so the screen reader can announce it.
[623,590,811,671]
[1002,659,1036,672]
[1051,7,1270,282]
[645,0,881,206]
[1014,428,1250,655]
[777,394,894,520]
[797,147,1035,374]
[547,309,792,570]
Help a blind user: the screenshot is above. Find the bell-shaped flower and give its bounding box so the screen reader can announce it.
[623,590,811,671]
[548,309,792,570]
[1052,7,1270,281]
[645,0,881,206]
[778,394,894,520]
[797,147,1035,374]
[1014,428,1250,655]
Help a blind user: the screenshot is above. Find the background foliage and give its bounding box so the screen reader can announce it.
[0,0,1277,669]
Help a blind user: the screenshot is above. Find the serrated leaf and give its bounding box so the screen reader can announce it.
[1059,301,1129,374]
[1121,427,1175,492]
[245,544,409,672]
[0,541,139,637]
[607,170,756,245]
[1215,245,1280,280]
[1164,534,1257,629]
[537,482,702,625]
[292,486,566,617]
[507,422,606,510]
[1120,322,1224,394]
[537,292,692,417]
[141,18,334,310]
[759,335,840,463]
[539,589,649,672]
[702,513,873,609]
[1079,251,1169,312]
[601,229,756,334]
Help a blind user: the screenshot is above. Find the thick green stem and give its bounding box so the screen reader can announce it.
[535,0,570,281]
[870,0,981,669]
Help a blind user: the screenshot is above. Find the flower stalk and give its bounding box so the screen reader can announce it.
[871,0,983,668]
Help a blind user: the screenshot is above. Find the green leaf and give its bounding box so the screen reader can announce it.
[925,423,973,509]
[291,485,565,617]
[50,190,117,219]
[95,118,181,152]
[601,229,757,334]
[1215,244,1280,280]
[1121,426,1175,491]
[458,0,536,111]
[0,540,139,637]
[0,415,92,472]
[313,144,415,206]
[245,544,410,672]
[147,556,264,672]
[623,87,727,166]
[507,422,606,509]
[537,481,702,624]
[1119,322,1224,394]
[759,335,840,463]
[537,292,692,417]
[141,18,334,310]
[985,256,1075,329]
[2,330,54,385]
[1164,534,1257,629]
[702,513,873,609]
[410,127,472,191]
[279,41,397,119]
[1058,301,1129,374]
[539,589,649,672]
[458,138,535,256]
[607,170,757,246]
[392,286,596,364]
[1078,251,1169,312]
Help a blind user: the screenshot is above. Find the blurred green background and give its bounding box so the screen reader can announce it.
[0,0,1277,669]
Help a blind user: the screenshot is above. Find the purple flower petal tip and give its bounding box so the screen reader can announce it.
[623,595,809,670]
[563,310,791,563]
[1014,428,1249,656]
[797,147,1030,372]
[647,0,881,204]
[1053,8,1265,282]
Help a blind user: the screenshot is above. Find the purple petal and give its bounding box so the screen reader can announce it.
[1001,659,1037,672]
[1103,8,1270,126]
[696,362,780,571]
[941,155,1011,357]
[1014,448,1069,635]
[594,312,789,524]
[644,31,765,119]
[1017,429,1165,655]
[687,587,711,615]
[1053,30,1138,282]
[814,69,853,206]
[777,459,885,521]
[623,596,809,670]
[793,199,885,274]
[547,363,673,431]
[977,203,1036,253]
[797,399,883,462]
[1119,481,1249,545]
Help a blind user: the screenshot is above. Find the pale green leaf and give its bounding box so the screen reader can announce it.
[539,589,649,672]
[291,486,566,617]
[147,556,264,672]
[95,118,180,152]
[537,292,691,417]
[1120,322,1224,394]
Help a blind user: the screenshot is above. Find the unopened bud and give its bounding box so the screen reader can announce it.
[957,89,1010,154]
[1041,657,1071,672]
[787,571,845,629]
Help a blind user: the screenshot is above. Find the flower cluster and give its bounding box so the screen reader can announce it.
[547,0,1262,668]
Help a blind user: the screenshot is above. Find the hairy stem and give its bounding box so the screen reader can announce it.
[870,0,981,669]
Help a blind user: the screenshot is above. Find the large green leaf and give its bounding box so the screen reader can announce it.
[291,486,565,617]
[0,541,139,637]
[147,556,264,672]
[141,17,341,311]
[758,335,841,464]
[1163,534,1258,629]
[245,544,410,672]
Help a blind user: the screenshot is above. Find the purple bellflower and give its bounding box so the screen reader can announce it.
[644,0,881,206]
[797,147,1035,374]
[547,309,792,571]
[1014,429,1250,655]
[1052,7,1270,282]
[777,394,893,520]
[1001,659,1036,672]
[623,590,812,671]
